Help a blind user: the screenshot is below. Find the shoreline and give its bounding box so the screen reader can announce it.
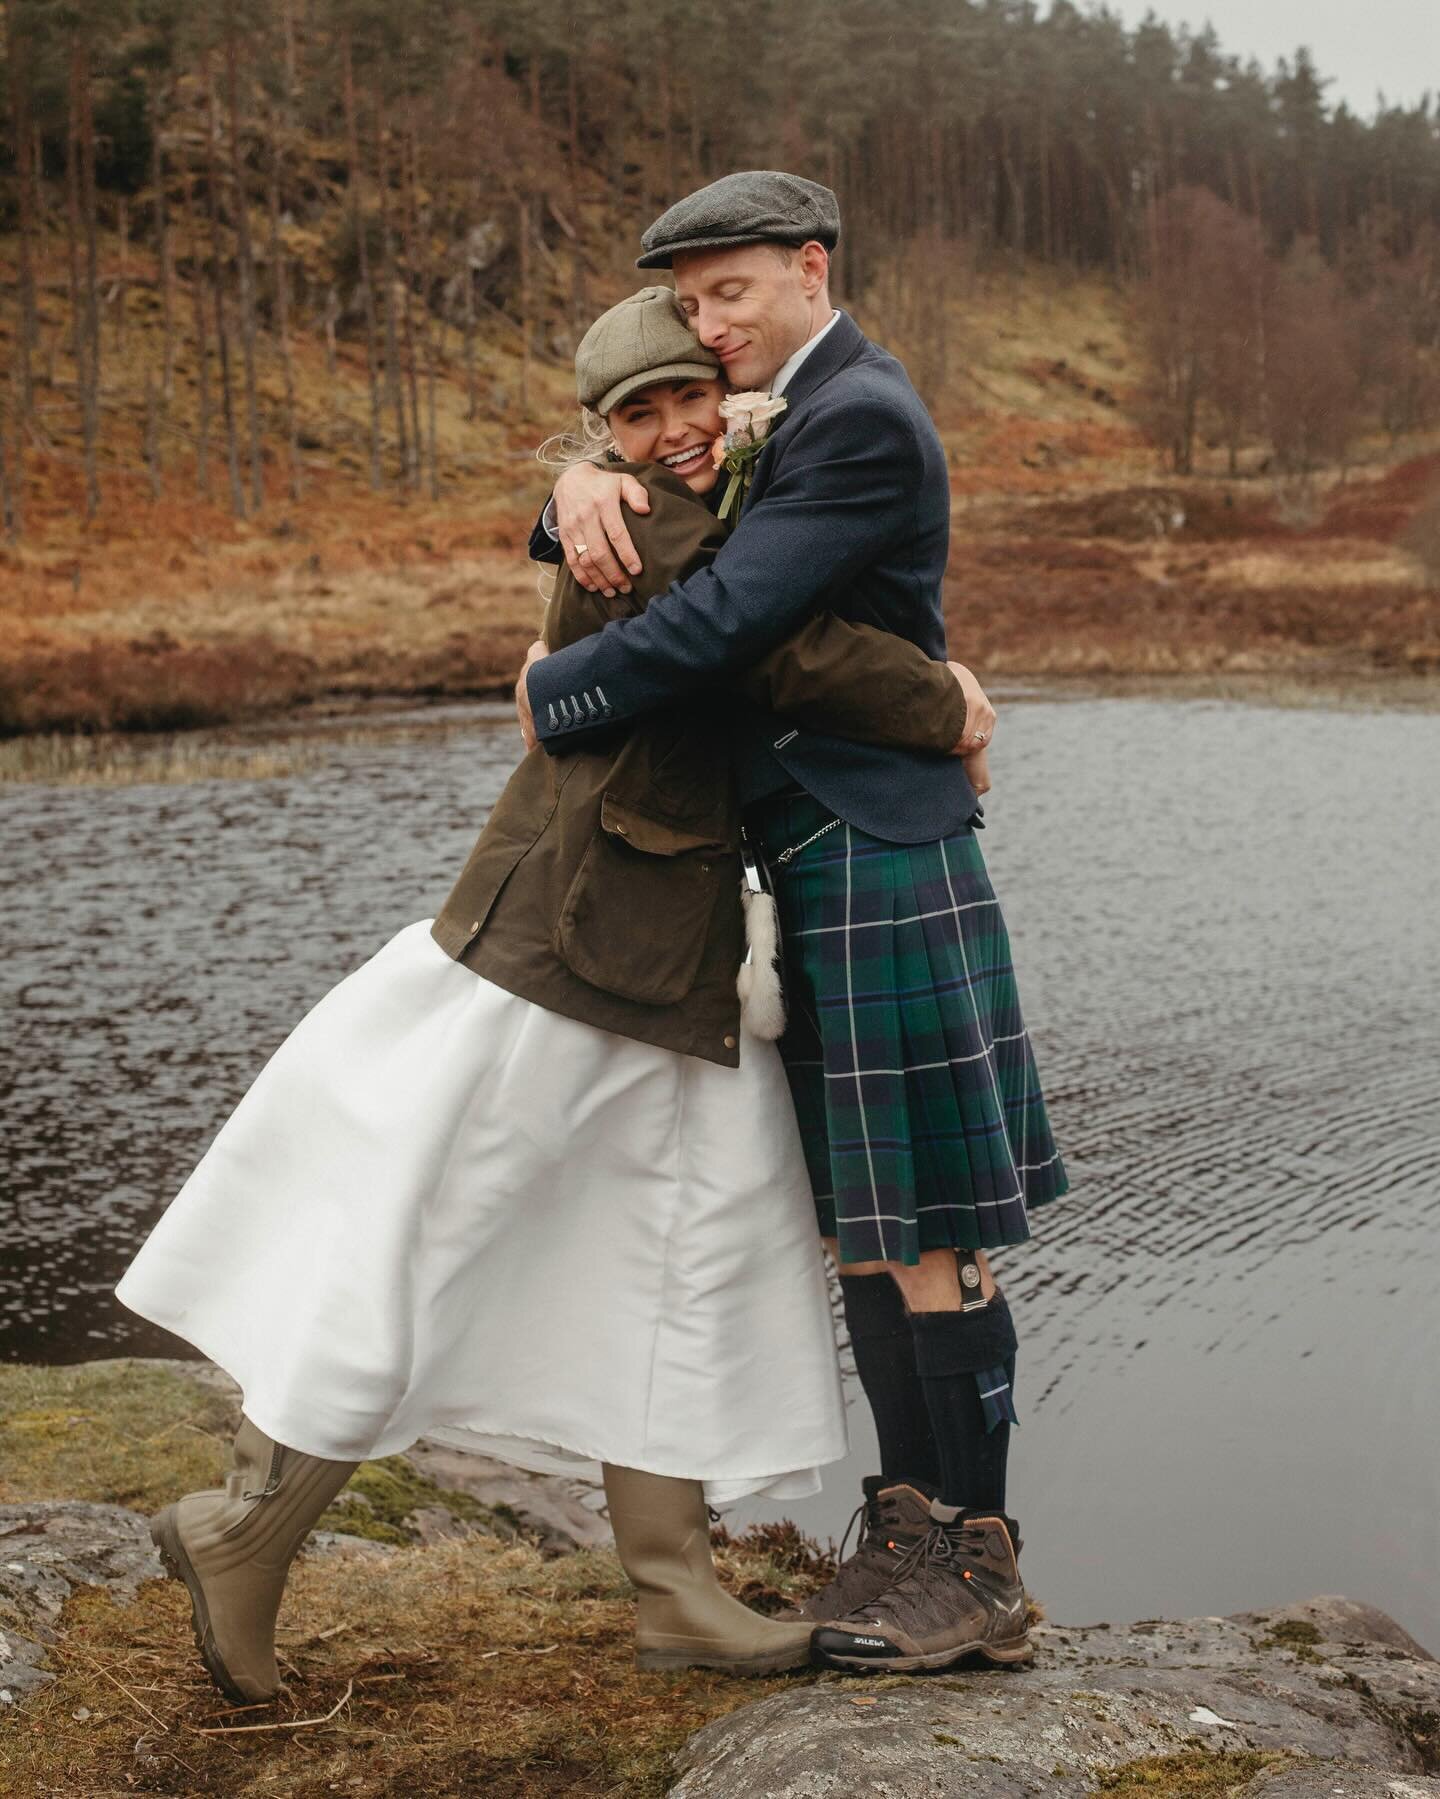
[5,668,1440,788]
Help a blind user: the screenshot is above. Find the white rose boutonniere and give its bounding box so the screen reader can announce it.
[712,390,788,521]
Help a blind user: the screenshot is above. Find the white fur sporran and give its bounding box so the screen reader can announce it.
[737,882,787,1040]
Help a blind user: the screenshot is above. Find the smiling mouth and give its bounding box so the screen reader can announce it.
[660,445,711,475]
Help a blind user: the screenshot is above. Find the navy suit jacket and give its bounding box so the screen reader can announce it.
[527,311,978,843]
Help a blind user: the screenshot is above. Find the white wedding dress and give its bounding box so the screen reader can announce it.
[116,920,848,1506]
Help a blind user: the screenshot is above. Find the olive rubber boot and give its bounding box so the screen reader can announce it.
[812,1502,1033,1672]
[150,1416,359,1703]
[797,1476,937,1622]
[602,1464,815,1674]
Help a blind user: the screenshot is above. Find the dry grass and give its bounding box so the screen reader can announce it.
[0,730,327,785]
[944,449,1440,678]
[0,1531,830,1798]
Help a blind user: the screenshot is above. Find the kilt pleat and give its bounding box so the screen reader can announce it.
[753,793,1068,1266]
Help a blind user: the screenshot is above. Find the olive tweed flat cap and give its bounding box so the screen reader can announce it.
[637,170,841,269]
[574,286,721,415]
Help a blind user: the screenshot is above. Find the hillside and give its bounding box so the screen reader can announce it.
[2,240,1437,748]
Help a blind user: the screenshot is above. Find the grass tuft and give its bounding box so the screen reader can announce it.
[1092,1750,1284,1795]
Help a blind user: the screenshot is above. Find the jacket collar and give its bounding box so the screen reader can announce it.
[774,309,866,412]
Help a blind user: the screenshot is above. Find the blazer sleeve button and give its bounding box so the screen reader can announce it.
[723,1034,737,1050]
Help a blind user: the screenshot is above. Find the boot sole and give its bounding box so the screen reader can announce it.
[814,1631,1034,1674]
[150,1506,272,1706]
[636,1641,815,1676]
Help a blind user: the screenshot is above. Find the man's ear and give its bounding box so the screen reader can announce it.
[798,240,830,296]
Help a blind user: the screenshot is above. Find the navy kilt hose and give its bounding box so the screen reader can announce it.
[750,792,1068,1268]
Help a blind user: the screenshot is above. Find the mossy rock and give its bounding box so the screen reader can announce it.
[318,1453,517,1547]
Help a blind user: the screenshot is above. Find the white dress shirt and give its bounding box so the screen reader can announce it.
[769,308,842,398]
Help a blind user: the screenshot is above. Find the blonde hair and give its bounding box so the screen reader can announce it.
[537,406,616,471]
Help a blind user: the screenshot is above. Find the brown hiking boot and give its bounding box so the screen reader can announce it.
[811,1501,1033,1672]
[797,1476,936,1623]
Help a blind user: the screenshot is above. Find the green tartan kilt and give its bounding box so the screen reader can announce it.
[751,792,1069,1267]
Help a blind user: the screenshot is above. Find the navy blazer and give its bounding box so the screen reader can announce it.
[527,311,978,843]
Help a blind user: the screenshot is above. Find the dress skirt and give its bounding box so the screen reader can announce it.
[116,921,847,1507]
[751,792,1069,1267]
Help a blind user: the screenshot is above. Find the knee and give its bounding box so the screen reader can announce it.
[889,1248,998,1314]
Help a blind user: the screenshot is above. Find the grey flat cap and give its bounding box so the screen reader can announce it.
[574,286,721,415]
[638,170,841,270]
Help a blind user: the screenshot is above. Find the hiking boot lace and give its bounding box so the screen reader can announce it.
[865,1521,988,1623]
[835,1499,868,1566]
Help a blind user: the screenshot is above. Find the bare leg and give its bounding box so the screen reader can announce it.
[824,1239,998,1309]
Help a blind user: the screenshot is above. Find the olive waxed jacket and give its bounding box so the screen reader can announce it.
[431,464,967,1067]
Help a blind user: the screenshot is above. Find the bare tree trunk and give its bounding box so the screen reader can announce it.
[116,196,129,352]
[463,253,478,420]
[323,287,339,379]
[3,27,31,533]
[225,20,264,512]
[402,117,439,500]
[0,393,14,537]
[6,4,37,437]
[374,104,410,489]
[341,32,383,489]
[151,89,176,403]
[65,41,94,519]
[184,166,213,497]
[267,99,302,501]
[70,38,101,519]
[144,369,163,498]
[659,39,674,199]
[518,194,532,414]
[81,45,102,513]
[398,115,423,490]
[205,59,246,518]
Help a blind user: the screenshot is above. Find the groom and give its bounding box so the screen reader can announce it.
[518,171,1053,1673]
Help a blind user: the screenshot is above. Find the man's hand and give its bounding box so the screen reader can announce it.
[516,639,548,751]
[946,661,996,755]
[554,462,650,597]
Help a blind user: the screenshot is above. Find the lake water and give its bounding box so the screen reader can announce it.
[3,688,1438,1650]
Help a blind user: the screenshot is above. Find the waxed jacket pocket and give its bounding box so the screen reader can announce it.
[556,795,728,1006]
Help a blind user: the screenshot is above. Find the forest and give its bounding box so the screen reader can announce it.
[0,2,1437,744]
[1,0,1438,529]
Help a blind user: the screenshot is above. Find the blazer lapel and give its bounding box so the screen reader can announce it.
[777,310,867,412]
[741,313,868,515]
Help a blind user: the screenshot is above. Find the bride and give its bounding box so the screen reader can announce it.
[116,284,980,1699]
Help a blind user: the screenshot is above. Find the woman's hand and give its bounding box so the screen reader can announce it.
[962,744,991,797]
[946,661,996,755]
[554,463,651,597]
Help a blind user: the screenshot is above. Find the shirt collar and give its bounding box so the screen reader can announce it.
[769,309,842,399]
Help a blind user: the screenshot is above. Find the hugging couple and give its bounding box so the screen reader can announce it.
[116,170,1068,1697]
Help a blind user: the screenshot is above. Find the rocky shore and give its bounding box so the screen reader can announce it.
[2,1358,1435,1795]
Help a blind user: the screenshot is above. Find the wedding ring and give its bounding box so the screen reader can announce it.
[974,729,989,744]
[572,540,588,556]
